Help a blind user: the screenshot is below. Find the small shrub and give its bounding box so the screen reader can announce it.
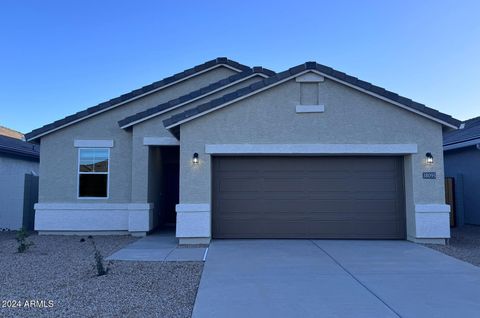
[16,228,34,253]
[89,238,108,276]
[80,238,85,242]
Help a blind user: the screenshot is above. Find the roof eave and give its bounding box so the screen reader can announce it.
[25,59,250,142]
[444,137,480,151]
[118,71,273,129]
[164,68,460,130]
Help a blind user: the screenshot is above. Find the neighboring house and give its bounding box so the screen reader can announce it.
[0,125,24,140]
[0,135,40,230]
[443,116,480,226]
[25,57,460,244]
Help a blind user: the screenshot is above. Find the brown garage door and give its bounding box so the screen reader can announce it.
[212,156,405,239]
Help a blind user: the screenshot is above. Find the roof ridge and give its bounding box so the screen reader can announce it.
[118,67,275,128]
[163,61,461,129]
[464,115,480,124]
[25,57,251,141]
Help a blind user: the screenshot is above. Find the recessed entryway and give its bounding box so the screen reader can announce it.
[212,156,406,239]
[149,146,179,230]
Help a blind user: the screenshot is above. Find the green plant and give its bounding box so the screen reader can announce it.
[16,228,34,253]
[89,237,108,276]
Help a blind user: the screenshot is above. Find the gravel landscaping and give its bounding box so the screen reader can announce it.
[425,225,480,267]
[0,232,203,318]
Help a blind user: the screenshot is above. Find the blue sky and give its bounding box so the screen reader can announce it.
[1,0,479,133]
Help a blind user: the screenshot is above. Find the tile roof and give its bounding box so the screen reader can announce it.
[443,116,480,146]
[25,57,251,141]
[118,67,276,128]
[163,62,461,129]
[0,135,40,160]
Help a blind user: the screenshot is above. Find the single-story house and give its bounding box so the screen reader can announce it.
[0,134,39,230]
[26,57,460,244]
[443,116,480,226]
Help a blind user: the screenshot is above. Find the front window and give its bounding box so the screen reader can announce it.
[78,148,109,198]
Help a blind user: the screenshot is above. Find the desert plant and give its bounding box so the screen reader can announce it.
[16,227,34,253]
[89,237,108,276]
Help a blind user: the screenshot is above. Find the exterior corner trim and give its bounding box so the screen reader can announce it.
[205,144,418,155]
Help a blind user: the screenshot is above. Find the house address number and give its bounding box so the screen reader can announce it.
[422,172,436,179]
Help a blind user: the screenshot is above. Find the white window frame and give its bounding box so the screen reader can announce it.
[77,148,110,199]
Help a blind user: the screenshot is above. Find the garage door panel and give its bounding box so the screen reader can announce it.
[215,221,403,239]
[352,179,398,192]
[296,170,351,178]
[305,221,404,238]
[262,178,307,191]
[215,220,307,238]
[352,191,400,200]
[219,179,263,192]
[217,199,345,214]
[353,170,398,179]
[306,179,354,191]
[213,156,405,239]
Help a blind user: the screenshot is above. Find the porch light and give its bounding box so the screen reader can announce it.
[425,152,434,165]
[192,153,199,164]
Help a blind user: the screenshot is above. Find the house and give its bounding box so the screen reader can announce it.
[443,116,480,226]
[0,134,40,230]
[25,57,460,244]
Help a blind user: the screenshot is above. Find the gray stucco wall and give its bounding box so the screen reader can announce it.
[444,146,480,225]
[38,66,237,203]
[179,76,446,210]
[130,74,264,202]
[0,155,39,229]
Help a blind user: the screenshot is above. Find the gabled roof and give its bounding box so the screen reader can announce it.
[25,57,251,141]
[0,135,39,160]
[163,62,461,130]
[118,67,276,128]
[443,116,480,149]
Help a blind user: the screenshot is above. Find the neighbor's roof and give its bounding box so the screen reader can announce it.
[25,57,251,141]
[163,62,461,129]
[118,67,276,128]
[0,135,40,160]
[0,126,24,140]
[443,116,480,149]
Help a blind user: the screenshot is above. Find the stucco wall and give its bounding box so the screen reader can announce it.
[38,66,237,204]
[129,74,263,203]
[178,76,447,239]
[445,146,480,225]
[0,155,39,230]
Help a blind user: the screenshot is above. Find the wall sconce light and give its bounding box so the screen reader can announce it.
[192,153,199,164]
[425,152,434,165]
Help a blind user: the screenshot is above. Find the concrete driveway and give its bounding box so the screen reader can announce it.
[192,240,480,318]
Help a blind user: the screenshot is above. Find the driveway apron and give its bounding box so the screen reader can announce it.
[192,240,480,318]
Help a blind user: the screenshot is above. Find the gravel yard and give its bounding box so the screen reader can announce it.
[0,232,203,318]
[426,225,480,267]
